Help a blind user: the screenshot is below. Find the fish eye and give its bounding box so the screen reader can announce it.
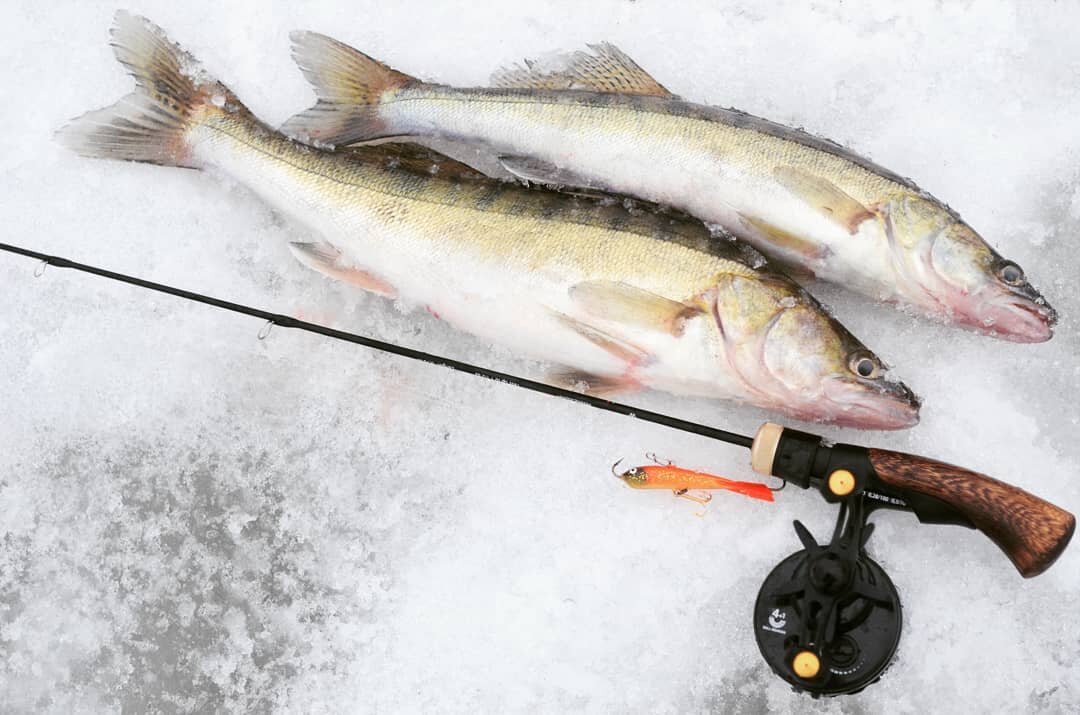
[848,352,882,379]
[998,262,1025,286]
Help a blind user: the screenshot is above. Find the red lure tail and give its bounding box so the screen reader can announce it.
[724,480,775,503]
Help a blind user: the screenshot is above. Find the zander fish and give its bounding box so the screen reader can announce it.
[58,13,919,430]
[281,36,1057,343]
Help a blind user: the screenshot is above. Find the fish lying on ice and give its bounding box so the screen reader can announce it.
[280,35,1057,343]
[58,13,919,430]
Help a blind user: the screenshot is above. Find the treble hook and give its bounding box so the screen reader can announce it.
[645,452,672,466]
[674,488,712,506]
[257,320,274,340]
[33,260,48,277]
[611,458,624,476]
[767,476,787,492]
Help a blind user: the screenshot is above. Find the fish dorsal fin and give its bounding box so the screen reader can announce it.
[491,43,674,97]
[344,142,488,181]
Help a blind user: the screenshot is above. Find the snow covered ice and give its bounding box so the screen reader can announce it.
[1,1,1079,711]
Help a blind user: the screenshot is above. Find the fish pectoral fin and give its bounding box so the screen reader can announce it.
[773,166,876,235]
[497,155,602,191]
[547,368,639,397]
[288,242,397,298]
[491,43,674,97]
[570,280,703,337]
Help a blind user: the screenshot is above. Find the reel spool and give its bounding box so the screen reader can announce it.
[753,496,902,696]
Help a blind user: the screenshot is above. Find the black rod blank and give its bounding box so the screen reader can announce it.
[0,242,755,449]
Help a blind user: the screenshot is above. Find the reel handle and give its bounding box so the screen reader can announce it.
[751,423,1075,578]
[867,448,1074,578]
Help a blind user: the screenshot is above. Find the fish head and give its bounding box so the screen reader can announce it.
[884,195,1056,342]
[710,272,920,430]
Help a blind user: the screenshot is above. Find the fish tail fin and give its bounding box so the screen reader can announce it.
[281,31,417,146]
[56,11,243,169]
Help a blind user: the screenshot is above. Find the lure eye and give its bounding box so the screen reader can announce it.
[998,262,1025,286]
[848,352,882,379]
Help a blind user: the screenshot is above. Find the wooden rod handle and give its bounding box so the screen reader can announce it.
[868,448,1075,578]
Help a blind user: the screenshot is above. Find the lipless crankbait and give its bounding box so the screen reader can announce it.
[613,455,777,504]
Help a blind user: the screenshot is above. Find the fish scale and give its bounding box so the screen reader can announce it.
[56,12,921,430]
[282,35,1056,343]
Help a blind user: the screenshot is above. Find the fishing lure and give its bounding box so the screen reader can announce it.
[613,454,776,504]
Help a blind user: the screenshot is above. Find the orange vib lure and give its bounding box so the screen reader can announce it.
[614,456,775,504]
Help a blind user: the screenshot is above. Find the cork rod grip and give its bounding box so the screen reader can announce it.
[868,448,1075,578]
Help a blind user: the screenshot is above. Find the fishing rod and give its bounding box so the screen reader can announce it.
[2,241,1074,696]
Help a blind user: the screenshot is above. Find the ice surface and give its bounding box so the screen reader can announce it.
[1,1,1079,711]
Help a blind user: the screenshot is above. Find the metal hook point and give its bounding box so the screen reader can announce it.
[611,458,624,477]
[33,260,48,277]
[257,320,274,340]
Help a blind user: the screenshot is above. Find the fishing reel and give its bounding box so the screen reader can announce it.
[746,423,1075,696]
[754,495,901,695]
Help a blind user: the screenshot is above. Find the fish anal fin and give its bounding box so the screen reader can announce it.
[289,242,397,298]
[491,43,673,97]
[570,280,702,337]
[548,368,640,397]
[498,155,602,191]
[773,166,875,234]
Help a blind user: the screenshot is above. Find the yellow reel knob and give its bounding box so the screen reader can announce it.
[792,650,821,679]
[828,469,856,497]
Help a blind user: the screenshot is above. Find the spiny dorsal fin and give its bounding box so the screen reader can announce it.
[344,142,488,181]
[491,43,673,97]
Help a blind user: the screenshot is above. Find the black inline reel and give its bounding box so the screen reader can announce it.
[753,495,902,696]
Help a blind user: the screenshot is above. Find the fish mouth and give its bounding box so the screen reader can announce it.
[995,295,1057,343]
[818,378,922,431]
[976,287,1057,343]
